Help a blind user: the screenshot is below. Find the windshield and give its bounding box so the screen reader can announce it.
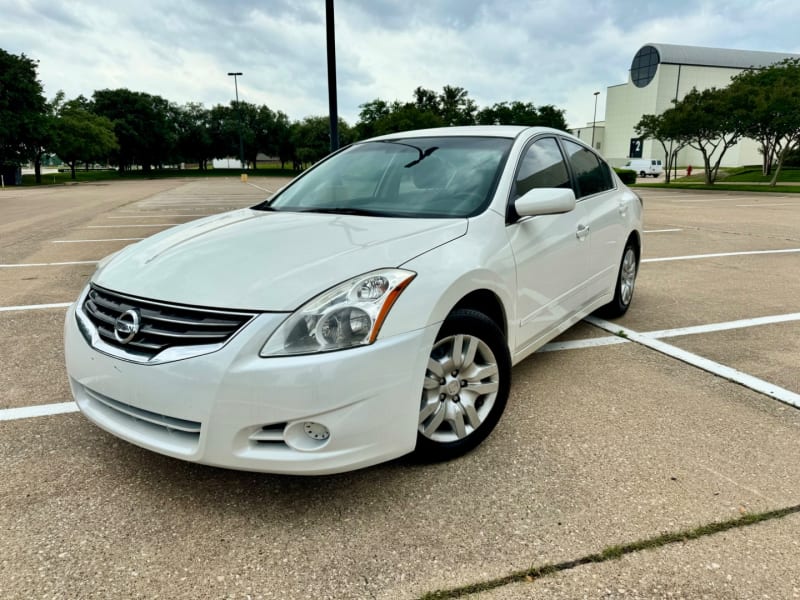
[255,136,513,218]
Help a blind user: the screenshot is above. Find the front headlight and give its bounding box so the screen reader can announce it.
[260,269,416,357]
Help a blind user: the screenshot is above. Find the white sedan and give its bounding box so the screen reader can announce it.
[64,126,642,475]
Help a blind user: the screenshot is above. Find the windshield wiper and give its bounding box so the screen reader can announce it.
[296,207,387,217]
[375,140,439,168]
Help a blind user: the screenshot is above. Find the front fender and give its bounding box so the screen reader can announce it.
[379,211,517,349]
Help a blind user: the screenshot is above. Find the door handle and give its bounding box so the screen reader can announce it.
[576,224,590,241]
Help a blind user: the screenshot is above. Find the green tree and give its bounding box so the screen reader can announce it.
[438,85,477,125]
[729,58,800,185]
[292,116,353,167]
[50,97,118,179]
[476,101,568,129]
[355,99,442,140]
[174,103,213,170]
[92,88,175,173]
[668,87,746,184]
[0,49,47,171]
[634,112,688,184]
[272,111,294,169]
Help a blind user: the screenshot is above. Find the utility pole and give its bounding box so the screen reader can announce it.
[326,0,339,152]
[227,72,246,170]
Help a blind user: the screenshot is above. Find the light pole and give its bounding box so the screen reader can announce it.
[591,91,600,149]
[326,0,339,152]
[227,72,245,170]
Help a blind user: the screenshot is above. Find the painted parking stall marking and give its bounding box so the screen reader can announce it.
[53,238,145,243]
[0,302,72,312]
[0,402,78,421]
[0,260,98,268]
[587,316,800,409]
[643,248,800,263]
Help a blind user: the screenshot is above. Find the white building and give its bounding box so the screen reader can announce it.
[576,43,800,168]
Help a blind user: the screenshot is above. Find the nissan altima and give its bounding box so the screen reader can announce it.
[64,125,642,475]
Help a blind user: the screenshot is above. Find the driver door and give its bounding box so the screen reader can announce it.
[506,137,590,355]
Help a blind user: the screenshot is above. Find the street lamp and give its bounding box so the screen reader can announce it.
[227,72,246,170]
[591,91,600,149]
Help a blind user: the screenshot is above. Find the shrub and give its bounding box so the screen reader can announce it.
[615,168,637,184]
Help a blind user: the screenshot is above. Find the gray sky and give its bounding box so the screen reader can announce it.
[2,0,799,128]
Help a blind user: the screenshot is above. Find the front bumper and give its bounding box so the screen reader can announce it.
[64,300,438,475]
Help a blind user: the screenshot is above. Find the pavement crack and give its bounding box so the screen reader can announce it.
[362,574,377,600]
[416,503,800,599]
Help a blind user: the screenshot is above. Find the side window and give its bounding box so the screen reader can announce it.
[515,137,570,197]
[562,139,613,198]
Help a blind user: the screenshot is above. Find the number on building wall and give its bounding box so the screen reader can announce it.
[629,138,643,158]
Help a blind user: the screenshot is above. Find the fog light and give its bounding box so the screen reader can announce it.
[303,422,330,441]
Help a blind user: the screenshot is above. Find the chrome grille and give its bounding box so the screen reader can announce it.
[82,285,256,359]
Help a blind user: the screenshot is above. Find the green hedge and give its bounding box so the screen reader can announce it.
[614,168,636,185]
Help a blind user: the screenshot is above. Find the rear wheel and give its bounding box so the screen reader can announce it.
[596,241,638,318]
[414,309,510,462]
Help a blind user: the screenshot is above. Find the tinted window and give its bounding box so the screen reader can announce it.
[562,140,613,198]
[515,137,570,197]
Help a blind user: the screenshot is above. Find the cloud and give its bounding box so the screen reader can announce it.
[0,0,797,128]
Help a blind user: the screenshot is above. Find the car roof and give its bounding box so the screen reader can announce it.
[367,125,568,142]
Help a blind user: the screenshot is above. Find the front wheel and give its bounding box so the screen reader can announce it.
[414,309,511,462]
[596,241,638,318]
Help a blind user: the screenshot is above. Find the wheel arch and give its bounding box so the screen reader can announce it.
[449,289,508,340]
[627,230,642,264]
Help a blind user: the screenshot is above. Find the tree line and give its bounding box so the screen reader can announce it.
[635,58,800,185]
[0,48,568,183]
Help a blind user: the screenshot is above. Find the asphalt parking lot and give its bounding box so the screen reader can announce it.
[1,179,799,599]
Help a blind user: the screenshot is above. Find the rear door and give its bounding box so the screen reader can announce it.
[560,138,624,305]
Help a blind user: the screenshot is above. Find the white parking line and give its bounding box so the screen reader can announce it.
[0,402,78,421]
[736,203,794,207]
[587,316,800,409]
[645,313,800,338]
[0,302,72,312]
[247,182,275,193]
[643,248,800,263]
[106,215,207,219]
[541,312,800,352]
[53,238,144,243]
[643,228,683,233]
[85,224,182,228]
[0,260,98,268]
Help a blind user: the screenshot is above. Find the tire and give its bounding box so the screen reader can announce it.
[414,309,511,462]
[639,171,646,178]
[596,241,638,318]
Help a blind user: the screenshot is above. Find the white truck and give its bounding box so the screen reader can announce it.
[624,158,663,178]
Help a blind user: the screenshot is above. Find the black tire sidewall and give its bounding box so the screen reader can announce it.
[603,241,637,318]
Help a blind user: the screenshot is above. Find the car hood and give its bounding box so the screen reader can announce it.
[93,209,467,311]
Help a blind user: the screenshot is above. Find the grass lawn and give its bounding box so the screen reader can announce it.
[634,182,800,193]
[634,165,800,193]
[19,165,299,186]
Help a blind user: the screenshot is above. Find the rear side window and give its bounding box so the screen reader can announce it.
[515,137,571,197]
[562,139,614,198]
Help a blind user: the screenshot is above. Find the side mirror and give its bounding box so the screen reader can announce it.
[514,188,576,218]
